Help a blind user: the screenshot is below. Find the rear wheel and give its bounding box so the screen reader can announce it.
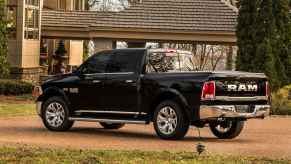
[99,122,125,129]
[153,100,190,140]
[41,96,74,131]
[209,120,244,139]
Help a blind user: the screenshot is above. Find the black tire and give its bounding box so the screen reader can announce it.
[153,100,190,140]
[209,120,244,139]
[99,122,125,129]
[41,96,74,131]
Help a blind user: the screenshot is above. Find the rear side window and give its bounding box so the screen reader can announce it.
[106,51,140,73]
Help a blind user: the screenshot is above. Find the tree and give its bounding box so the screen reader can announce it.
[254,0,282,89]
[236,0,291,89]
[272,0,291,84]
[0,0,9,78]
[236,0,259,72]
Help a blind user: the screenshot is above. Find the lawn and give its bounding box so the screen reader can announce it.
[0,95,35,117]
[0,103,35,117]
[0,146,289,164]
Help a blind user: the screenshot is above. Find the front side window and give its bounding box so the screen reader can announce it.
[80,52,110,74]
[79,50,141,74]
[147,51,194,73]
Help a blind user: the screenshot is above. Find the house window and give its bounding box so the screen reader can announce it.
[25,0,39,6]
[74,0,83,10]
[7,5,17,39]
[24,0,39,40]
[58,0,66,10]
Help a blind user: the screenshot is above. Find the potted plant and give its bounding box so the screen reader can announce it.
[53,40,68,74]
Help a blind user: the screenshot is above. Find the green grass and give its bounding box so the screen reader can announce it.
[0,146,289,164]
[0,103,35,117]
[14,94,34,101]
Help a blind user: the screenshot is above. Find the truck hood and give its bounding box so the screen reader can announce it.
[42,73,76,84]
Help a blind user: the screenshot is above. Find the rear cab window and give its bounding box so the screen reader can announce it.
[146,49,195,73]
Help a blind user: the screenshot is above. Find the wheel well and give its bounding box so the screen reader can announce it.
[38,88,69,110]
[149,92,190,121]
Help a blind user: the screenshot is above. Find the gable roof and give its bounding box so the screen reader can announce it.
[42,0,238,33]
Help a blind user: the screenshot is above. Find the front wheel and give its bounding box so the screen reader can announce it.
[209,120,244,139]
[41,96,74,131]
[153,100,190,140]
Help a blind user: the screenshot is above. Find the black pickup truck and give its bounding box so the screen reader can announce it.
[33,48,270,140]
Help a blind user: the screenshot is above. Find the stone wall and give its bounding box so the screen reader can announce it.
[10,67,42,84]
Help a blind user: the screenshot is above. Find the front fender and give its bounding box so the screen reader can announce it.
[37,86,70,105]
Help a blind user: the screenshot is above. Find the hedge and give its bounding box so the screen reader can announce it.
[271,85,291,115]
[0,79,33,95]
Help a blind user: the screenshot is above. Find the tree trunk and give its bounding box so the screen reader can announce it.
[226,46,233,70]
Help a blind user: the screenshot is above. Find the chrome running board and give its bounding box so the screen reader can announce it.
[68,117,147,124]
[74,110,147,115]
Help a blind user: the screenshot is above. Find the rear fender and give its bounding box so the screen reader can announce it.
[150,88,192,121]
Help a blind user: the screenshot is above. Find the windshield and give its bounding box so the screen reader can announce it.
[146,51,194,73]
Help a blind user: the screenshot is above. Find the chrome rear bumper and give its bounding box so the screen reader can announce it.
[199,105,270,120]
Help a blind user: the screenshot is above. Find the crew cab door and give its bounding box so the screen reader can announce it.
[102,49,145,112]
[76,51,110,110]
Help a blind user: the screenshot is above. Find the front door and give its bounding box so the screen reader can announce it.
[80,73,107,109]
[76,51,111,110]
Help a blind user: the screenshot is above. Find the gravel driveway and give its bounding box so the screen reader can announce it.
[0,116,290,159]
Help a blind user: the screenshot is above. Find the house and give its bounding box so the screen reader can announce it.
[5,0,238,83]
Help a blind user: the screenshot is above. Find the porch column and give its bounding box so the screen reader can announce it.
[8,0,43,83]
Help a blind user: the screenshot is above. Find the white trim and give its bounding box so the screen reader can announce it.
[84,72,135,76]
[214,96,268,102]
[75,110,146,115]
[69,117,147,124]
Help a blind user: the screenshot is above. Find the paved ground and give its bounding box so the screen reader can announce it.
[0,116,290,159]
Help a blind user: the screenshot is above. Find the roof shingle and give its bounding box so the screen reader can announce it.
[42,0,238,32]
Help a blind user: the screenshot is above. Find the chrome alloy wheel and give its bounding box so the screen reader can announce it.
[45,102,65,128]
[157,106,178,135]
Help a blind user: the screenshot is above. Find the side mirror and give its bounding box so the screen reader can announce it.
[73,68,85,79]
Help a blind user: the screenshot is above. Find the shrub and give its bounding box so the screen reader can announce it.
[0,79,33,95]
[271,84,291,115]
[0,0,10,78]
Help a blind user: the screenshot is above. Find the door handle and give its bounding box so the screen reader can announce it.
[92,80,101,83]
[125,80,134,83]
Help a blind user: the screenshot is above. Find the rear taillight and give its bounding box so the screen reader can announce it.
[201,81,216,100]
[265,81,270,98]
